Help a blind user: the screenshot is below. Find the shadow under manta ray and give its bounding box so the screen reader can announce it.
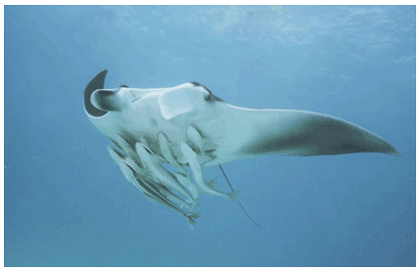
[83,69,399,228]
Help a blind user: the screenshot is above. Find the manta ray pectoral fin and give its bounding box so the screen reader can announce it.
[215,106,399,158]
[258,110,399,156]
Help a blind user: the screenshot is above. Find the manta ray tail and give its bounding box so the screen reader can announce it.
[228,190,241,201]
[218,165,262,228]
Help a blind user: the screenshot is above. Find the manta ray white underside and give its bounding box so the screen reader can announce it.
[84,70,399,227]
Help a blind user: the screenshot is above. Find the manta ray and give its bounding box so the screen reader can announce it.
[84,69,399,227]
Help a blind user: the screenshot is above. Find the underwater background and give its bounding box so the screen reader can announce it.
[4,5,415,266]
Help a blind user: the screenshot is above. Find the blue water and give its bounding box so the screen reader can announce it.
[4,6,415,266]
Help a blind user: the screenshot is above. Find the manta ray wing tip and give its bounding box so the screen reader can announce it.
[381,142,400,156]
[390,150,401,156]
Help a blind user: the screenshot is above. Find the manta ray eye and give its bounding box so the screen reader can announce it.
[190,81,224,103]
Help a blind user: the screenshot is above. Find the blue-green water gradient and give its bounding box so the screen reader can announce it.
[4,5,415,266]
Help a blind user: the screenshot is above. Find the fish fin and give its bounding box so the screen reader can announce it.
[186,218,195,229]
[189,212,201,219]
[188,199,200,211]
[144,193,156,203]
[186,212,201,229]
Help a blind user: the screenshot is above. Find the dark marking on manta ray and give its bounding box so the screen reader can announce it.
[191,81,224,103]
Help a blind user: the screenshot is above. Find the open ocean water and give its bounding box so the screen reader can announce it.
[4,5,415,266]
